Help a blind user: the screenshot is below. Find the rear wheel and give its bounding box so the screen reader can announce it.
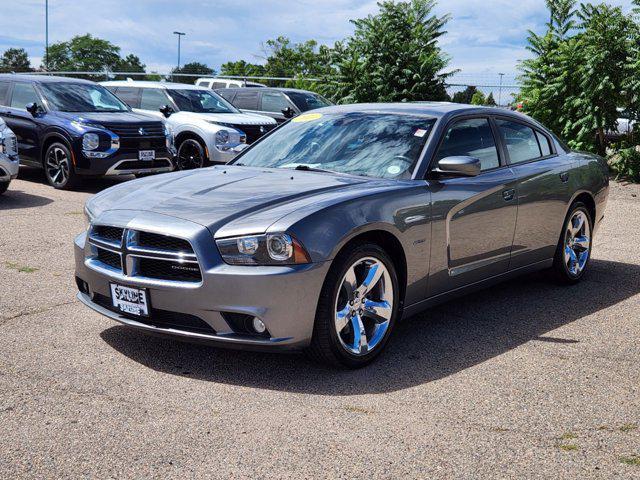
[44,142,80,189]
[552,201,593,284]
[176,138,206,170]
[306,243,399,368]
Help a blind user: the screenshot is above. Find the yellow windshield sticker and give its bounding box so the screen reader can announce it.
[292,113,323,123]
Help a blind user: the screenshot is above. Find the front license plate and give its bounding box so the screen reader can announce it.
[110,283,149,317]
[139,150,155,161]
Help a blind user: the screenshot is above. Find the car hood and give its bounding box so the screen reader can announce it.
[53,110,161,125]
[88,166,399,237]
[174,111,276,125]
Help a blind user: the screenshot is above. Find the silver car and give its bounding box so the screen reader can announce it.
[74,104,609,368]
[0,118,19,195]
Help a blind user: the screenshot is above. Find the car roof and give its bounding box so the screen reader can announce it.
[218,87,322,95]
[0,74,96,85]
[101,80,210,91]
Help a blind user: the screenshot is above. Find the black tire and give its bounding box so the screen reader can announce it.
[0,181,8,195]
[306,243,400,368]
[176,138,207,170]
[43,142,81,189]
[551,201,593,284]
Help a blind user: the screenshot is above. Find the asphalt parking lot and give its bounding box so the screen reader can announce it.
[1,168,639,479]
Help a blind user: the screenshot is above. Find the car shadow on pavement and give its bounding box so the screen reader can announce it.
[16,166,130,195]
[100,258,640,395]
[0,188,53,210]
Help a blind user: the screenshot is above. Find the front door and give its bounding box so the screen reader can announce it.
[427,117,518,297]
[6,82,42,165]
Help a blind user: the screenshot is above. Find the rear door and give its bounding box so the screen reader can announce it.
[232,90,262,116]
[494,117,573,268]
[427,116,518,296]
[6,82,42,165]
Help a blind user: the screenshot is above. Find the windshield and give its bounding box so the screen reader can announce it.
[40,83,129,113]
[168,89,238,114]
[232,112,435,179]
[287,91,333,112]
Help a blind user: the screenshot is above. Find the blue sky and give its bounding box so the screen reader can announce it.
[0,0,633,85]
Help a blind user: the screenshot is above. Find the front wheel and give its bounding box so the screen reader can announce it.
[176,138,206,170]
[306,243,399,368]
[44,142,80,189]
[552,202,593,284]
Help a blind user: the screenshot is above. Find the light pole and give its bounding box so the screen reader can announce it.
[173,31,185,71]
[498,73,505,107]
[45,0,49,70]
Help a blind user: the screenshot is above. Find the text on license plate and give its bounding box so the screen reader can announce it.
[110,284,149,316]
[139,150,155,161]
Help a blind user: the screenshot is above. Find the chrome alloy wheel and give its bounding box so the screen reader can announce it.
[564,210,591,276]
[46,147,70,186]
[177,139,205,170]
[334,257,393,356]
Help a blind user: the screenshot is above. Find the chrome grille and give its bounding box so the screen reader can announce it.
[88,226,201,283]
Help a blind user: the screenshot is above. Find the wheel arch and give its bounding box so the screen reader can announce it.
[567,190,596,225]
[330,227,408,310]
[174,130,210,163]
[40,132,74,167]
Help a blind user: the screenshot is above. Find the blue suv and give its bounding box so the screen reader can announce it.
[0,75,176,189]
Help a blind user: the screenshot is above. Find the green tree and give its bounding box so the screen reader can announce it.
[171,62,215,84]
[470,91,486,105]
[47,34,121,77]
[573,3,636,152]
[220,59,266,77]
[328,0,454,103]
[485,92,497,106]
[116,54,145,73]
[452,86,479,104]
[0,48,32,72]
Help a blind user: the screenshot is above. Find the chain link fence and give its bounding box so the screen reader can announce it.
[17,70,523,106]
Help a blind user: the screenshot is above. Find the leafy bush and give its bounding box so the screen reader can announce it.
[608,147,640,182]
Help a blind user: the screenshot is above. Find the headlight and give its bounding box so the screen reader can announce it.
[215,130,230,145]
[82,133,100,151]
[164,124,174,149]
[216,233,311,265]
[83,204,96,231]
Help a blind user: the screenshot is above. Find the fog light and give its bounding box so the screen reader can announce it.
[252,317,266,334]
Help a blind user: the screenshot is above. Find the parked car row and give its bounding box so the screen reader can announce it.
[0,74,332,190]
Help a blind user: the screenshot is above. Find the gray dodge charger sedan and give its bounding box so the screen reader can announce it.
[74,103,609,368]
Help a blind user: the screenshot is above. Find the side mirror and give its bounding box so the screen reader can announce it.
[434,156,481,177]
[26,102,40,117]
[281,107,295,119]
[159,105,174,118]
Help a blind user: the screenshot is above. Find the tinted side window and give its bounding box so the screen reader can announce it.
[496,119,542,164]
[535,130,552,156]
[140,88,169,111]
[114,87,140,108]
[436,118,500,171]
[211,82,227,89]
[261,92,289,112]
[216,90,235,102]
[0,81,10,105]
[10,82,39,110]
[233,91,259,110]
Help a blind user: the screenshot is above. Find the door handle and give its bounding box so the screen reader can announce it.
[502,189,516,202]
[559,171,569,183]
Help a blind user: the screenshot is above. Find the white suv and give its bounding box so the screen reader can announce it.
[0,118,18,195]
[195,78,266,89]
[102,81,276,169]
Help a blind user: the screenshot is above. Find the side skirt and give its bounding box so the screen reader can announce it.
[401,258,553,319]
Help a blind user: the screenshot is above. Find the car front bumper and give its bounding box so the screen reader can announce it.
[0,154,19,182]
[73,218,331,351]
[74,149,176,177]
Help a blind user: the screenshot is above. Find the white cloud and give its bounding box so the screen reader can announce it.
[0,0,635,82]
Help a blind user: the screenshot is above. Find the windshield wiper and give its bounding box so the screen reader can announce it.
[291,165,335,174]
